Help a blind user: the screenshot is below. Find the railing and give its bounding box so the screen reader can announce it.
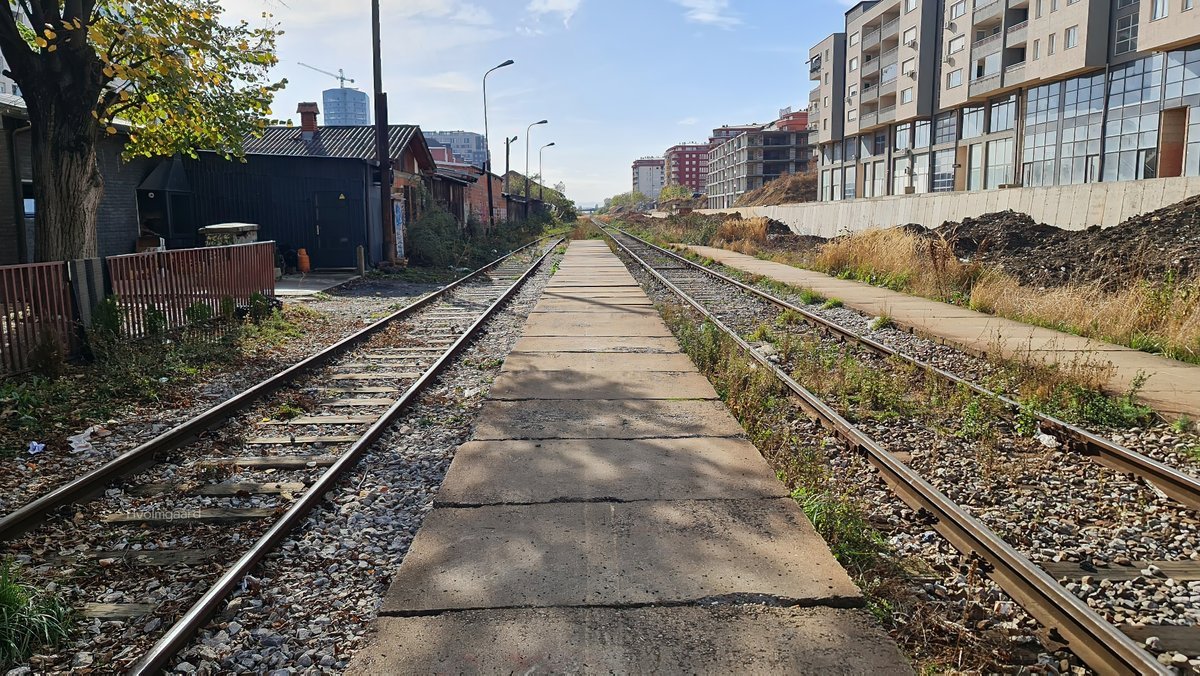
[1005,61,1027,72]
[1007,20,1029,33]
[969,72,1002,97]
[858,111,878,128]
[862,29,881,49]
[107,242,276,339]
[877,105,897,119]
[881,18,900,38]
[0,262,75,375]
[973,31,1003,49]
[974,0,1000,8]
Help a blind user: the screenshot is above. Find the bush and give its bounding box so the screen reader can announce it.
[407,207,462,268]
[0,560,72,667]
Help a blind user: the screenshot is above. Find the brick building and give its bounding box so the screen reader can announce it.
[664,143,710,194]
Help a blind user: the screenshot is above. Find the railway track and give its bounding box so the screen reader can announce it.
[602,223,1189,675]
[2,237,561,674]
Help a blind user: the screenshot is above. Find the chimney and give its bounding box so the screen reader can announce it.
[297,102,320,137]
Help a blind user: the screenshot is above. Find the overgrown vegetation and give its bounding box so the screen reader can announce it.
[0,560,72,668]
[0,302,317,458]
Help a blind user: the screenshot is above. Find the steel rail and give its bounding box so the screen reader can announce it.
[606,225,1200,511]
[0,236,555,542]
[128,238,562,675]
[604,226,1167,676]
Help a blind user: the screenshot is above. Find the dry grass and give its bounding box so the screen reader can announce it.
[713,216,771,255]
[813,227,984,301]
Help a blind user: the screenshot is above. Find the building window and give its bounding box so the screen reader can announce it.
[947,69,963,88]
[1033,39,1041,60]
[903,27,917,45]
[892,156,911,195]
[902,57,916,75]
[1152,0,1169,17]
[949,35,965,53]
[962,105,985,138]
[985,138,1015,188]
[1048,33,1056,55]
[1115,14,1138,55]
[990,95,1017,132]
[21,182,35,218]
[905,0,917,11]
[932,149,956,191]
[934,112,958,145]
[848,108,858,121]
[850,56,859,71]
[894,122,912,151]
[850,32,860,46]
[1065,25,1079,48]
[914,120,931,148]
[843,165,857,200]
[967,143,984,190]
[901,88,914,104]
[912,153,931,193]
[951,1,966,18]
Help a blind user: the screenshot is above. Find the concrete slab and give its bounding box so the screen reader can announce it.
[276,273,359,297]
[472,399,745,440]
[348,606,911,675]
[489,370,718,400]
[510,335,681,353]
[381,499,862,613]
[501,351,697,372]
[435,437,786,505]
[521,314,674,337]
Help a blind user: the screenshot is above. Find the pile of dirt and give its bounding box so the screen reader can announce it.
[734,172,818,207]
[929,195,1200,289]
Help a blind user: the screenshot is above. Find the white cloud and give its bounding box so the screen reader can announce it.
[677,116,698,125]
[412,71,477,93]
[527,0,582,27]
[671,0,740,28]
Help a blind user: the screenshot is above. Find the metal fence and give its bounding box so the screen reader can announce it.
[0,262,76,375]
[106,242,276,338]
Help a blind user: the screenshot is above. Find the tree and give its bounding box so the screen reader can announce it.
[658,184,692,202]
[0,1,284,261]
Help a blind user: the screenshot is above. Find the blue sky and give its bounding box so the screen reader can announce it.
[224,0,853,206]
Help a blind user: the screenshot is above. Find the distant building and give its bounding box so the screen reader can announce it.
[322,88,370,126]
[0,53,18,98]
[664,143,709,194]
[423,131,488,169]
[631,157,665,198]
[709,124,761,148]
[707,111,810,209]
[430,145,457,163]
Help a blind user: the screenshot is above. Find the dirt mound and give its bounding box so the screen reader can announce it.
[933,196,1200,289]
[734,172,818,207]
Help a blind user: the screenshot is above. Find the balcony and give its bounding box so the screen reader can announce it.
[968,71,1001,98]
[972,31,1003,54]
[862,28,881,50]
[860,82,879,103]
[1006,20,1028,45]
[858,111,878,128]
[810,86,821,103]
[881,17,900,39]
[972,0,1003,22]
[877,105,896,123]
[1003,61,1026,86]
[877,77,898,97]
[861,55,881,77]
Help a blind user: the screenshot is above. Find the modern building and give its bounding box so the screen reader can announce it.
[707,112,812,209]
[664,143,710,194]
[322,87,370,126]
[632,157,665,197]
[423,130,488,169]
[808,0,1200,203]
[710,124,764,147]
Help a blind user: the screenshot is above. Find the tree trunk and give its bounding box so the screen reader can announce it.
[26,94,104,262]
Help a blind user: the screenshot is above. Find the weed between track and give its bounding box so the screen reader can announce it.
[0,560,72,669]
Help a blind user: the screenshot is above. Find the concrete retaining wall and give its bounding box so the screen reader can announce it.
[668,176,1200,238]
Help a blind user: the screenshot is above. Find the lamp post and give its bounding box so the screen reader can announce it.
[504,135,518,194]
[482,59,514,232]
[539,142,556,201]
[371,0,395,263]
[524,119,548,220]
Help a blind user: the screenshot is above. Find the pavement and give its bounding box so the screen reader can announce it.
[346,240,911,674]
[275,272,359,297]
[686,245,1200,421]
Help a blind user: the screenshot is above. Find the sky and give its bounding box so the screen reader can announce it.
[221,0,855,207]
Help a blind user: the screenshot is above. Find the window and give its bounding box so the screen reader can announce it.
[848,109,858,121]
[986,138,1015,188]
[947,69,963,88]
[967,143,984,190]
[843,166,857,200]
[990,95,1017,132]
[1036,0,1043,17]
[1065,25,1078,48]
[932,149,956,191]
[962,105,985,138]
[895,123,912,151]
[934,112,958,145]
[915,119,931,147]
[902,88,914,104]
[1115,14,1138,54]
[892,156,911,195]
[1051,0,1059,10]
[824,96,829,108]
[850,32,860,46]
[1033,39,1041,60]
[1186,0,1195,11]
[902,58,916,75]
[950,0,966,19]
[850,56,859,71]
[903,27,917,44]
[905,0,917,11]
[21,182,34,219]
[949,35,965,53]
[1152,0,1169,17]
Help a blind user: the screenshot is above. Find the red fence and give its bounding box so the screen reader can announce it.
[0,262,76,375]
[106,242,276,338]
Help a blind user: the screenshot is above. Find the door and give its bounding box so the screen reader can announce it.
[313,191,356,269]
[1158,108,1188,178]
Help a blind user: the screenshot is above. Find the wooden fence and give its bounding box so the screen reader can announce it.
[0,262,76,375]
[106,242,276,338]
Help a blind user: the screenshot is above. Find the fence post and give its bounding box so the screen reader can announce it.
[68,257,105,329]
[356,246,366,277]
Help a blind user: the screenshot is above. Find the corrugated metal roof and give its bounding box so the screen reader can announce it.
[242,125,422,162]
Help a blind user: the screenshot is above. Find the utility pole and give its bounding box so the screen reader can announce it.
[504,135,517,196]
[482,60,514,232]
[539,142,556,201]
[372,0,395,264]
[524,119,548,221]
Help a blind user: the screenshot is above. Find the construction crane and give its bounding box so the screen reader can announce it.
[297,63,356,88]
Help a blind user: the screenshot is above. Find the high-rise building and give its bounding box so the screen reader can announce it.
[423,131,488,169]
[707,112,811,209]
[322,88,370,126]
[809,0,1200,203]
[664,143,710,194]
[632,157,666,197]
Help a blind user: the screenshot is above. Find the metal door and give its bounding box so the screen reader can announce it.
[313,191,356,269]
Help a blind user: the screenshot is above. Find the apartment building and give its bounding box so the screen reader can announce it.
[809,0,1200,203]
[632,157,665,197]
[664,143,710,194]
[423,131,488,169]
[707,113,812,209]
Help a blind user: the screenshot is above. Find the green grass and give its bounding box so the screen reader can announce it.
[798,288,826,305]
[821,298,844,310]
[790,486,890,575]
[868,315,894,331]
[0,560,73,668]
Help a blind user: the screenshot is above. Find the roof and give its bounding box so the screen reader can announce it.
[242,124,427,164]
[434,166,478,185]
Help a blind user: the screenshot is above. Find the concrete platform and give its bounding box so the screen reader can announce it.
[349,240,910,674]
[347,606,906,676]
[435,437,786,505]
[687,244,1200,420]
[380,498,862,613]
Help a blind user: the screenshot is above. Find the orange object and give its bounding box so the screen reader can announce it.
[297,248,311,274]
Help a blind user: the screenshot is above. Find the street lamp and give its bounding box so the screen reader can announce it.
[504,135,518,193]
[482,59,514,231]
[539,142,556,201]
[525,119,548,220]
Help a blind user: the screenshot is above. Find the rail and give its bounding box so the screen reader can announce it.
[602,225,1170,675]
